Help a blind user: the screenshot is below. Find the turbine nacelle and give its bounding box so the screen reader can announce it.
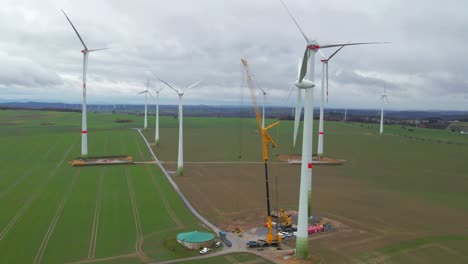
[295,80,315,89]
[307,44,320,50]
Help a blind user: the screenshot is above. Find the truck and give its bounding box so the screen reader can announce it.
[218,231,232,247]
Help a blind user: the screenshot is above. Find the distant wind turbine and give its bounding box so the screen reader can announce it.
[137,78,151,130]
[62,9,107,158]
[158,79,201,175]
[317,46,345,158]
[257,86,271,128]
[153,85,164,145]
[379,87,389,135]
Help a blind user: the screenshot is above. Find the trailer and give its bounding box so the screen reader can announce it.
[218,231,232,247]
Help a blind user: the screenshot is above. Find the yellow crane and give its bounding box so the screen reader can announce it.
[241,58,282,246]
[279,209,292,228]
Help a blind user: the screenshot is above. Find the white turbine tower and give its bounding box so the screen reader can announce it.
[153,86,164,145]
[257,86,271,128]
[317,46,345,158]
[138,78,151,130]
[379,87,389,135]
[158,79,201,175]
[62,10,106,159]
[280,0,385,258]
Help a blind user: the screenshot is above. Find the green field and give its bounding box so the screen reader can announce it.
[0,110,218,263]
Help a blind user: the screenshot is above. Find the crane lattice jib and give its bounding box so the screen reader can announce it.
[241,59,279,162]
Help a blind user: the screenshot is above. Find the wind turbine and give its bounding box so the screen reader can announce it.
[153,85,165,145]
[137,78,151,130]
[317,46,345,158]
[379,87,389,135]
[279,0,386,258]
[62,10,106,159]
[257,86,271,128]
[158,79,201,175]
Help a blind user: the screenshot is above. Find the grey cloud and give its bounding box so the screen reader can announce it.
[0,0,466,110]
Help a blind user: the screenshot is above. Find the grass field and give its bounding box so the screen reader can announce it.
[140,113,468,263]
[0,110,221,264]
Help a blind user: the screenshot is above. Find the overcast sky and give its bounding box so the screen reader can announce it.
[0,0,467,110]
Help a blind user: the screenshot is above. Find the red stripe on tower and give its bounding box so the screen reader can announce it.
[82,130,87,134]
[319,132,324,135]
[83,83,86,88]
[308,163,313,169]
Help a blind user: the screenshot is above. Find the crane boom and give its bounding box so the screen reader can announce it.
[241,59,279,162]
[241,58,281,246]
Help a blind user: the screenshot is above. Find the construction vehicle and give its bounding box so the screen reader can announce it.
[218,231,232,247]
[241,58,282,247]
[278,209,292,228]
[232,227,243,237]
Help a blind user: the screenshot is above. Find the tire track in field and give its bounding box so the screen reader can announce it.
[0,141,76,241]
[33,170,79,264]
[126,172,150,262]
[0,135,64,199]
[87,135,108,259]
[366,243,436,263]
[134,135,184,228]
[225,255,241,264]
[132,134,147,161]
[147,166,183,228]
[87,173,104,259]
[66,253,138,264]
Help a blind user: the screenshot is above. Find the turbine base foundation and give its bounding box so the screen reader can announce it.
[177,166,184,176]
[295,236,309,259]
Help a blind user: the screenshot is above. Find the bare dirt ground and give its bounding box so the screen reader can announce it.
[169,162,468,263]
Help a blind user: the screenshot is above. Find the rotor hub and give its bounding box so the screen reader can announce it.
[307,44,320,50]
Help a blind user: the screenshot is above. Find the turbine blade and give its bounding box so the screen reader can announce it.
[318,49,326,60]
[279,0,310,43]
[137,91,147,94]
[61,9,88,50]
[256,84,267,94]
[326,63,329,103]
[293,88,302,147]
[299,48,309,82]
[321,42,390,49]
[296,58,301,80]
[158,78,178,93]
[184,80,202,91]
[327,45,346,60]
[88,48,108,52]
[385,96,389,103]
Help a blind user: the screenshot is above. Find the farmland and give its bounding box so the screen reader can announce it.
[142,113,468,263]
[0,110,233,264]
[1,109,467,263]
